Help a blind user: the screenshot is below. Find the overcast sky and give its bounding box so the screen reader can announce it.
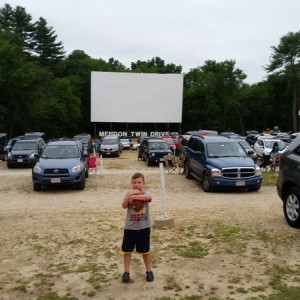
[4,0,300,84]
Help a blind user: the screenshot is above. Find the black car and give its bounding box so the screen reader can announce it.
[32,139,89,191]
[2,135,25,161]
[277,134,300,227]
[140,138,172,166]
[7,137,45,168]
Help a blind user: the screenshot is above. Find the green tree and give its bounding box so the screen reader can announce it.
[183,60,246,133]
[266,31,300,131]
[0,4,35,55]
[131,57,182,74]
[33,17,65,70]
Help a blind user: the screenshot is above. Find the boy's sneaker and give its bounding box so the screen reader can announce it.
[146,271,154,282]
[122,272,130,283]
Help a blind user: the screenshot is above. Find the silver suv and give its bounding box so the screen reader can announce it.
[277,134,300,227]
[99,135,122,157]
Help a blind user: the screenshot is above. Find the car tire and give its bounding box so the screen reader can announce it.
[184,162,193,179]
[33,184,42,191]
[202,172,213,192]
[283,187,300,228]
[77,178,86,190]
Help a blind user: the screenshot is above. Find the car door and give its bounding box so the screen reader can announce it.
[189,139,204,176]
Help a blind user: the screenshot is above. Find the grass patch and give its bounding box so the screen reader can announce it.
[262,171,278,186]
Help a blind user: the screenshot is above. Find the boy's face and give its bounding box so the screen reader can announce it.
[131,177,145,190]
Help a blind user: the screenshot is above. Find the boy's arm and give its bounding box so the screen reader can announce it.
[122,191,151,209]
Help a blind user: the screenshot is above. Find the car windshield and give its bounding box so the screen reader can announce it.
[13,142,36,150]
[103,139,118,145]
[149,141,169,150]
[238,140,251,149]
[265,140,286,150]
[207,142,246,157]
[42,145,79,158]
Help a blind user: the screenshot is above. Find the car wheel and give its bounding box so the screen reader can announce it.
[7,163,12,169]
[33,183,42,191]
[283,187,300,228]
[202,172,213,192]
[77,178,86,190]
[184,162,193,179]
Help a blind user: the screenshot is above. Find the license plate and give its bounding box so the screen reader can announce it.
[17,159,23,162]
[236,181,245,186]
[51,178,61,183]
[106,152,111,155]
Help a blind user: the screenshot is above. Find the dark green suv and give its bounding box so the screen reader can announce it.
[277,134,300,227]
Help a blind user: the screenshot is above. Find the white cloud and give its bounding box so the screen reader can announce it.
[4,0,300,83]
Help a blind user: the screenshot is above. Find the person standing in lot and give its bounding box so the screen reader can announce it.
[121,172,154,283]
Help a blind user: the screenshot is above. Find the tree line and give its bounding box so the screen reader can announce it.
[0,3,299,139]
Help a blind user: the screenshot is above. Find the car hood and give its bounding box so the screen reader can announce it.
[207,156,257,168]
[37,158,83,169]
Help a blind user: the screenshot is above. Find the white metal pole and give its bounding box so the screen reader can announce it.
[100,155,103,176]
[159,162,169,218]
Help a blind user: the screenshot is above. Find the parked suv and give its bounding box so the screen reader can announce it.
[277,134,300,227]
[184,135,262,192]
[32,139,89,191]
[99,135,122,157]
[7,137,45,168]
[141,138,172,166]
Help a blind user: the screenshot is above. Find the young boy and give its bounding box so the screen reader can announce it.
[121,172,154,283]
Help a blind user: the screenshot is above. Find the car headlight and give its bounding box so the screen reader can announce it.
[7,152,12,158]
[29,153,36,158]
[210,168,222,177]
[33,165,42,173]
[71,164,83,173]
[255,166,262,176]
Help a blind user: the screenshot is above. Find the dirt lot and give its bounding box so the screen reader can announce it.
[1,150,300,300]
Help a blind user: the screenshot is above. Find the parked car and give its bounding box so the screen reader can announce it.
[160,136,177,152]
[2,135,24,161]
[32,139,89,191]
[186,130,219,136]
[184,135,262,192]
[7,136,45,168]
[236,139,258,162]
[99,135,122,157]
[140,138,172,166]
[73,133,93,153]
[277,134,300,227]
[254,137,286,160]
[120,138,131,149]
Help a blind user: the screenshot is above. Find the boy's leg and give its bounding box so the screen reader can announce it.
[142,253,151,272]
[124,253,131,272]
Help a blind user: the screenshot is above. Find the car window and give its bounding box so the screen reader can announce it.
[13,141,36,150]
[103,139,118,145]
